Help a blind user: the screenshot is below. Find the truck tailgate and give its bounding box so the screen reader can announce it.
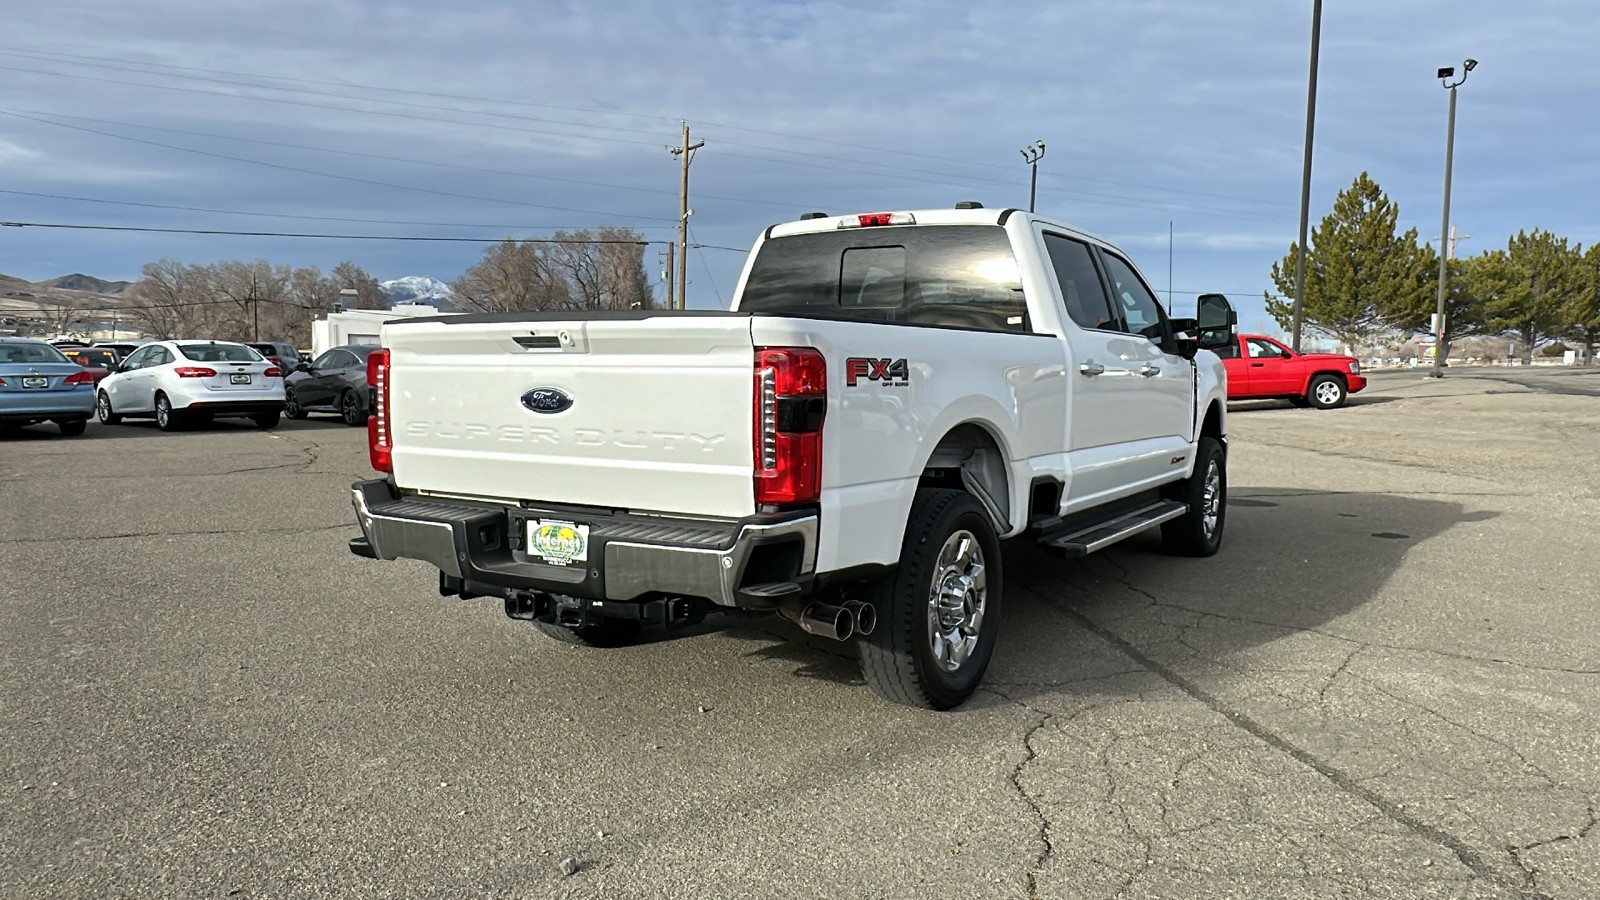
[383,314,758,519]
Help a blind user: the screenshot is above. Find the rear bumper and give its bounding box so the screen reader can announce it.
[347,479,818,608]
[179,399,286,416]
[0,388,95,421]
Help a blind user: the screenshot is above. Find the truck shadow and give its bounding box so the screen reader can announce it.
[982,487,1498,705]
[700,488,1497,705]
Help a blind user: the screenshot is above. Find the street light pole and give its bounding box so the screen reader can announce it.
[1431,58,1476,379]
[1291,0,1323,354]
[1020,141,1045,212]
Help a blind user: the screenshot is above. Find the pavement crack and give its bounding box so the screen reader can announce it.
[981,688,1056,899]
[1025,584,1548,899]
[1318,646,1363,703]
[0,522,353,545]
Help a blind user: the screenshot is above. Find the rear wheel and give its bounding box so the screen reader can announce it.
[858,489,1003,710]
[1161,436,1226,557]
[1307,374,1347,409]
[339,389,368,426]
[253,410,281,430]
[529,617,645,648]
[58,419,87,437]
[154,393,182,432]
[284,388,307,420]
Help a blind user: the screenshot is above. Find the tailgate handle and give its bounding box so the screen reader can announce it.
[513,335,563,349]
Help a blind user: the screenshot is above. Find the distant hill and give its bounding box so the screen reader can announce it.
[381,275,453,308]
[44,274,131,294]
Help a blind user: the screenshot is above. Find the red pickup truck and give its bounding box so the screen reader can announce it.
[1215,334,1366,409]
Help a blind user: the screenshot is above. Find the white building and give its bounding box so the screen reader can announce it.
[311,304,450,357]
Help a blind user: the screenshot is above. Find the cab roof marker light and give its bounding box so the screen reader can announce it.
[837,212,917,229]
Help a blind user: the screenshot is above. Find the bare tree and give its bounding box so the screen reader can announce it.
[128,259,207,339]
[454,231,651,313]
[332,260,387,309]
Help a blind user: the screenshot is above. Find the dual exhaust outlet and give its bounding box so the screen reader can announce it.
[779,598,877,641]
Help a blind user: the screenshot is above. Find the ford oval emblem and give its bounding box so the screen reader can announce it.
[521,387,573,414]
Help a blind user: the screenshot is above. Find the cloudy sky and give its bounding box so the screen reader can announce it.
[1,0,1593,332]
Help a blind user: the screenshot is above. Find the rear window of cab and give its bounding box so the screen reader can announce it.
[175,343,262,363]
[739,225,1028,333]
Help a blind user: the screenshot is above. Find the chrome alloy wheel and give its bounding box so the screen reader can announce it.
[926,529,987,672]
[1202,460,1222,539]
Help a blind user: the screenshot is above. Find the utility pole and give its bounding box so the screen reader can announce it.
[1448,225,1470,259]
[1019,141,1046,213]
[662,244,675,310]
[1291,0,1323,354]
[248,273,261,342]
[668,122,703,310]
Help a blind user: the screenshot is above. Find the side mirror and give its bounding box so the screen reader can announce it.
[1195,293,1238,351]
[294,361,312,373]
[1167,319,1201,360]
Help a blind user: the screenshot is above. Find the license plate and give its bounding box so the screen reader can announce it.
[230,373,252,384]
[527,519,589,566]
[22,376,48,388]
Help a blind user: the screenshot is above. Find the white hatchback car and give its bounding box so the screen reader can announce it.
[97,340,287,431]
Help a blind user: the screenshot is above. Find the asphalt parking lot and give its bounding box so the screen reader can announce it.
[3,367,1598,899]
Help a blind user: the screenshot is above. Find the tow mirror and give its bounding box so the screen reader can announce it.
[1196,293,1238,350]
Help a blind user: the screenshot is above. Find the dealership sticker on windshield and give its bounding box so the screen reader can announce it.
[528,520,589,566]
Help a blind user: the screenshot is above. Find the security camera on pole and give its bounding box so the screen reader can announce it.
[1430,57,1478,379]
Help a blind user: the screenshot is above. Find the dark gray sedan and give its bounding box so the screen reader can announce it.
[284,345,376,426]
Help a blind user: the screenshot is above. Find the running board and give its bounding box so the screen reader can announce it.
[1038,500,1187,558]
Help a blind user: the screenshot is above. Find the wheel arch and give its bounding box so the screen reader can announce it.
[916,420,1016,536]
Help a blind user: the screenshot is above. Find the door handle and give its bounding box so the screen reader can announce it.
[1138,364,1160,377]
[1250,362,1265,367]
[1079,363,1106,376]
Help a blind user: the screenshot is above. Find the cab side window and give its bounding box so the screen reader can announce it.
[1098,252,1167,342]
[1043,233,1115,331]
[1246,338,1286,359]
[122,347,152,370]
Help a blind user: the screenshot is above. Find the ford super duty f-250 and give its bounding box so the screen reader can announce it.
[347,204,1238,709]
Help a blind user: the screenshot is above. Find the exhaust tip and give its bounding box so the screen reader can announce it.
[780,601,855,641]
[844,600,876,637]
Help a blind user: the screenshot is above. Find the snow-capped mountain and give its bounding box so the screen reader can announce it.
[380,275,453,307]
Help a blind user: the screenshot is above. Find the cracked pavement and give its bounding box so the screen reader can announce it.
[2,367,1597,898]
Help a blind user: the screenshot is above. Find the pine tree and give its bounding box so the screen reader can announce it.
[1266,172,1433,352]
[1486,230,1584,365]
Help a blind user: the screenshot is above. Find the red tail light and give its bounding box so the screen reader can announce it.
[64,370,96,385]
[263,366,283,378]
[753,347,825,506]
[174,367,217,378]
[267,356,283,367]
[367,349,392,473]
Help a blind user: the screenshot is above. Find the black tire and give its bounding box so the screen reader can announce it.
[253,410,281,430]
[339,389,368,426]
[154,393,182,432]
[529,617,645,648]
[1307,373,1347,409]
[97,391,121,425]
[284,389,308,420]
[58,419,87,437]
[1161,436,1226,557]
[858,489,1003,710]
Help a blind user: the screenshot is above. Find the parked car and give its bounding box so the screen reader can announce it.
[0,337,96,435]
[97,340,286,431]
[95,341,154,359]
[1214,334,1367,409]
[58,346,119,386]
[245,341,306,372]
[284,344,376,426]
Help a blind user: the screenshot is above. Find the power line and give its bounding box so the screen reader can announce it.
[0,220,653,243]
[0,46,1292,211]
[3,59,1289,222]
[0,188,672,231]
[0,110,674,222]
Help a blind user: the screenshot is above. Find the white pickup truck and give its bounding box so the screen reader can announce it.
[348,204,1237,709]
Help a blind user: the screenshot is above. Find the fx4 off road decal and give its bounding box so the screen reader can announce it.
[845,357,910,387]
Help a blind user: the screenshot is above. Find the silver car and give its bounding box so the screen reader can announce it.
[0,337,97,436]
